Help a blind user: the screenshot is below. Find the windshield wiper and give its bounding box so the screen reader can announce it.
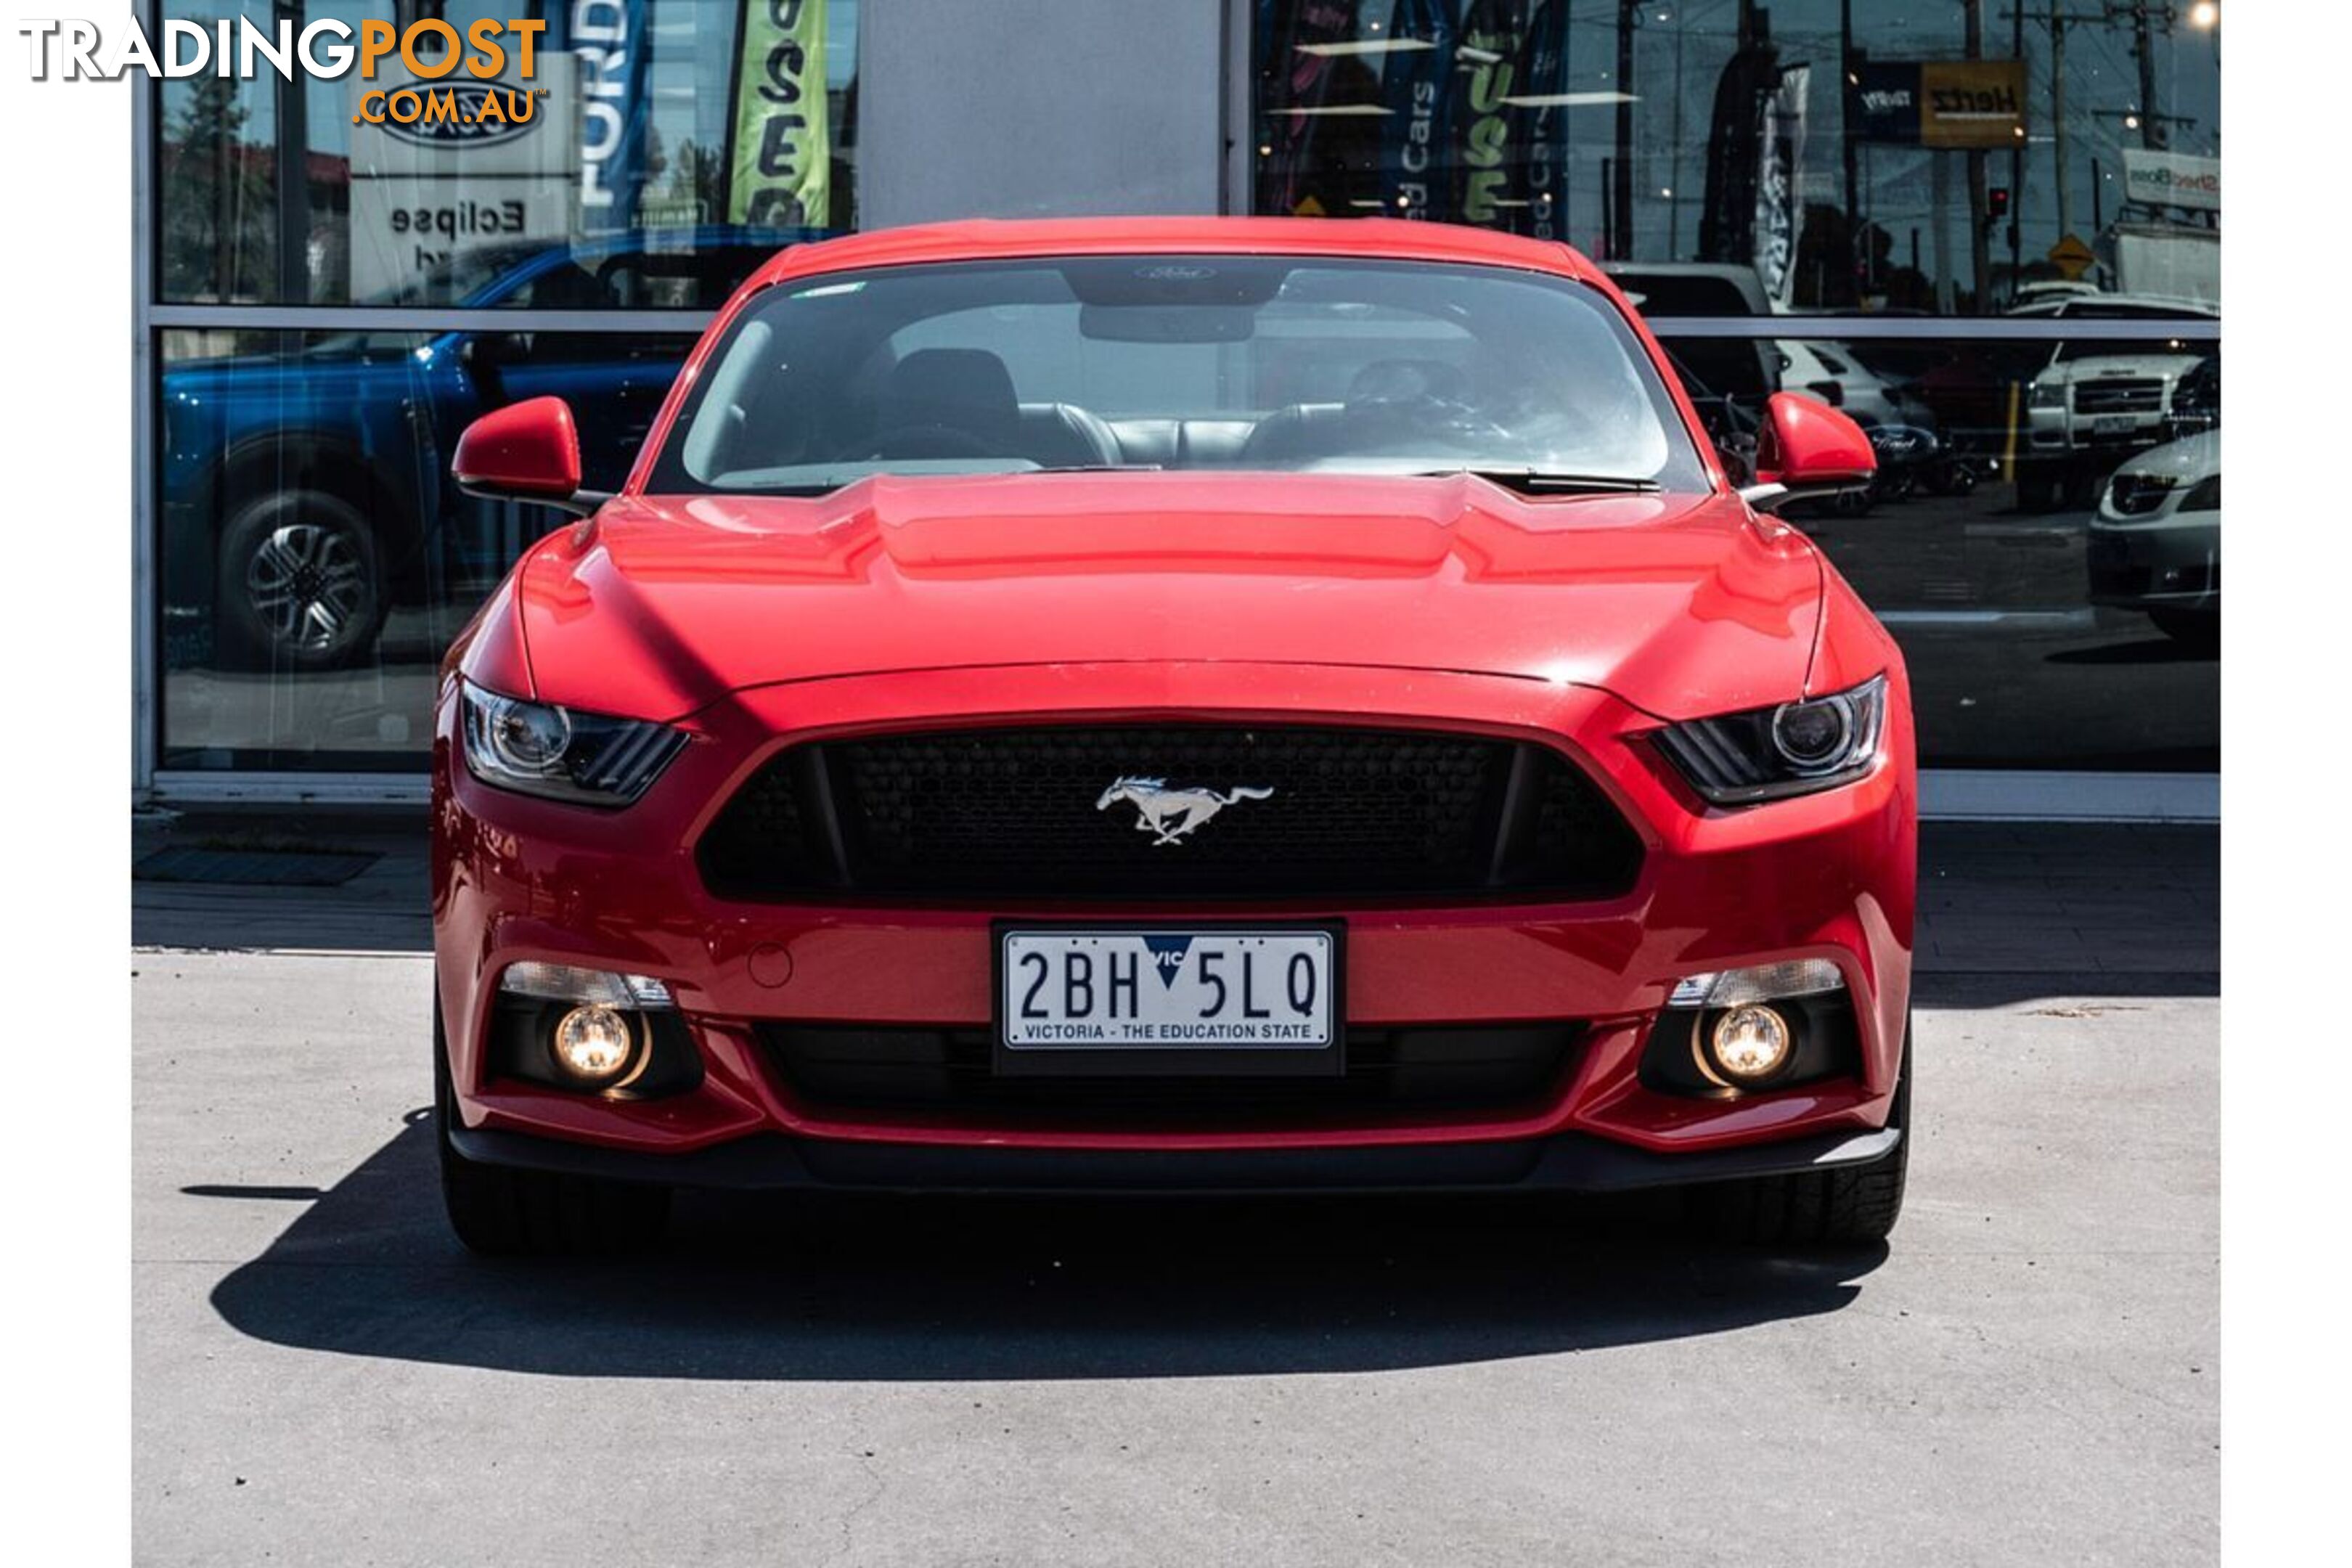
[1421,468,1662,494]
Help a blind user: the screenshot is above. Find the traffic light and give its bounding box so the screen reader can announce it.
[1987,187,2011,219]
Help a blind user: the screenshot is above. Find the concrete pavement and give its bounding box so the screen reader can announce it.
[132,819,2217,1566]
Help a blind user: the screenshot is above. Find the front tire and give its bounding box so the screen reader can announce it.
[435,1000,671,1257]
[1695,1017,1911,1247]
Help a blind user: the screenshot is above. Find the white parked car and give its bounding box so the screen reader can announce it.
[1776,340,1937,433]
[2016,295,2218,510]
[2086,430,2218,645]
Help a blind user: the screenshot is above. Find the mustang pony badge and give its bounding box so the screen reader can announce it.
[1095,777,1275,846]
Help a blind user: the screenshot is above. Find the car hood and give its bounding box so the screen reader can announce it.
[510,472,1826,723]
[2115,430,2220,483]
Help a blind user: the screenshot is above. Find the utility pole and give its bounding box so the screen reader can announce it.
[1841,0,1859,295]
[2008,0,2025,291]
[1965,0,1990,310]
[1614,1,1637,261]
[2008,4,2147,260]
[2051,1,2070,242]
[2128,0,2168,150]
[1667,15,1688,257]
[275,0,311,301]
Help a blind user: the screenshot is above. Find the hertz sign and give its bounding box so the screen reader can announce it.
[1853,59,2027,150]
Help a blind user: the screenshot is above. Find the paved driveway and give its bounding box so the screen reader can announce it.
[133,822,2217,1567]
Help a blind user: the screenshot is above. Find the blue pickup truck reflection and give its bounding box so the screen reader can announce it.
[160,226,820,670]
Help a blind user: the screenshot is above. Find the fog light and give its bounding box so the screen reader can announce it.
[1702,1004,1792,1086]
[551,1004,640,1086]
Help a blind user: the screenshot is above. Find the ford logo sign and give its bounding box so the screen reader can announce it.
[380,86,540,150]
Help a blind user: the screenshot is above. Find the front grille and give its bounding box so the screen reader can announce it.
[759,1021,1582,1125]
[698,724,1643,902]
[2073,377,2164,415]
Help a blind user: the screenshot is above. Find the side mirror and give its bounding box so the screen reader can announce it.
[452,396,604,517]
[1739,391,1875,514]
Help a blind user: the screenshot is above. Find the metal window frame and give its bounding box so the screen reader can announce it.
[147,306,723,335]
[131,1,2221,821]
[131,31,155,806]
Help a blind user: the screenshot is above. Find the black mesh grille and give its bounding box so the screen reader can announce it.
[698,724,1641,902]
[759,1021,1582,1125]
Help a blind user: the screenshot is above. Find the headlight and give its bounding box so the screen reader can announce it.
[2105,471,2179,517]
[2028,381,2067,409]
[459,682,687,807]
[1652,675,1888,805]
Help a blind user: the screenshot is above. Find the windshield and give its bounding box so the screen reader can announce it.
[646,256,1710,494]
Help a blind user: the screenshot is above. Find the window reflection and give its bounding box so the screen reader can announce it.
[1254,1,2219,316]
[1664,331,2218,769]
[157,0,861,306]
[159,327,697,767]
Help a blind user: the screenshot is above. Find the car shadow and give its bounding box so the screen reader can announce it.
[200,1108,1886,1382]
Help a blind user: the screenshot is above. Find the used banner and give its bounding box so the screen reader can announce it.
[1260,0,1362,215]
[1379,0,1452,221]
[727,0,830,228]
[1754,64,1810,309]
[1505,0,1568,240]
[1451,0,1567,232]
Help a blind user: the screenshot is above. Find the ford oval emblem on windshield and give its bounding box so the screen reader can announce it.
[381,86,541,150]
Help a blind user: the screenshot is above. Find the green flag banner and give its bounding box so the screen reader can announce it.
[727,0,829,227]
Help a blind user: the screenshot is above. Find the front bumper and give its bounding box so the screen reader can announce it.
[433,661,1916,1182]
[449,1119,1903,1196]
[2087,522,2220,610]
[2028,404,2171,453]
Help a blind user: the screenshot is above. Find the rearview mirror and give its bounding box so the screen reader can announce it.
[452,396,603,516]
[1739,392,1875,514]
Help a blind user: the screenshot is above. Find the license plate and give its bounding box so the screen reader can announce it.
[2091,414,2139,435]
[998,927,1338,1055]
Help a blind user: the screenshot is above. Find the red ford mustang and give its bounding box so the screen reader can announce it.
[432,217,1914,1254]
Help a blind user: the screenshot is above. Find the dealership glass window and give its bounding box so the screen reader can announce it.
[156,0,860,306]
[1662,328,2216,769]
[154,318,2218,774]
[1251,1,2218,314]
[157,327,698,769]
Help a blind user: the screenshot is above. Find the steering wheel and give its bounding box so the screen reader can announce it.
[1344,390,1519,453]
[839,423,1003,462]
